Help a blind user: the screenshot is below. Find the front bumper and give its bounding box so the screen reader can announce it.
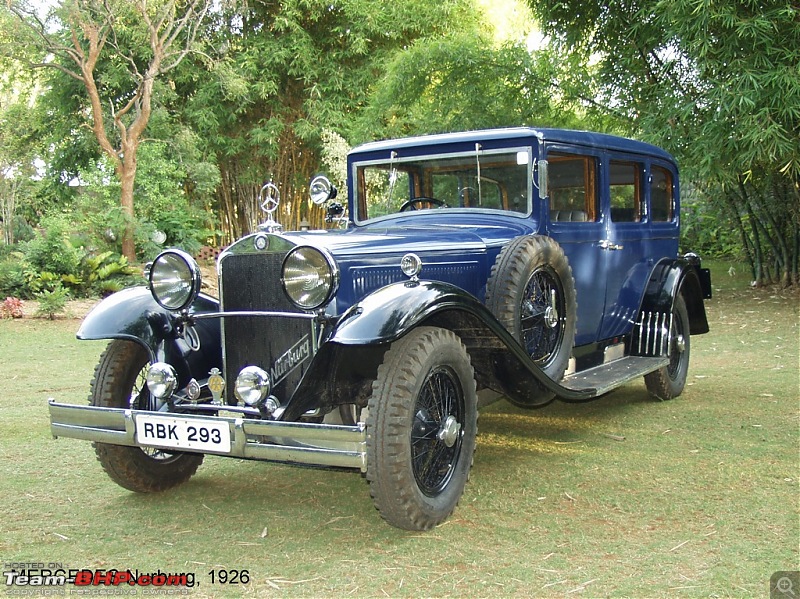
[48,400,367,472]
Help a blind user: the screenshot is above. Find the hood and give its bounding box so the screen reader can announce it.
[280,219,534,258]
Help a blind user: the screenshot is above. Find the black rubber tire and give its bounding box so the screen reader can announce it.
[91,340,203,492]
[365,327,477,531]
[645,294,690,400]
[485,235,577,380]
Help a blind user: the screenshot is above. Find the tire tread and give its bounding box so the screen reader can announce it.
[91,340,203,493]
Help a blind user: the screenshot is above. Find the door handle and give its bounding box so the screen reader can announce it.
[599,240,624,251]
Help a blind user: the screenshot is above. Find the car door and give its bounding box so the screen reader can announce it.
[597,155,652,340]
[544,147,606,347]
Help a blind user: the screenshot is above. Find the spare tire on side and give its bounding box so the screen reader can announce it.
[485,235,577,403]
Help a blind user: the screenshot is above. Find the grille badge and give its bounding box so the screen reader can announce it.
[254,233,269,251]
[270,335,311,385]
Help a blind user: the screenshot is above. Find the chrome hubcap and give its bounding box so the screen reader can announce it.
[437,415,462,448]
[544,288,559,328]
[544,305,558,328]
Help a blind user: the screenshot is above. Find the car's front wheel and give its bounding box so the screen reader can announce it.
[365,327,477,531]
[91,340,204,492]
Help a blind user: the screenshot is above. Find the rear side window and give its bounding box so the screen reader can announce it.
[609,161,643,222]
[650,166,674,221]
[548,153,599,222]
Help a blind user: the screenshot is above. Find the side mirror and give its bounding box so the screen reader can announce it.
[309,174,338,205]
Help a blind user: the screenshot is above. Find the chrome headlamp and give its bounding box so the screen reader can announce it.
[281,246,339,310]
[149,249,202,311]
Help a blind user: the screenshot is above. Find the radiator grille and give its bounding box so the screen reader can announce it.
[219,252,313,404]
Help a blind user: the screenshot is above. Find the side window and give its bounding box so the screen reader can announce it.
[650,166,674,221]
[548,153,599,222]
[609,161,643,222]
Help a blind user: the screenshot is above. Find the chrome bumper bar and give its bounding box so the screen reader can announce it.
[48,400,367,472]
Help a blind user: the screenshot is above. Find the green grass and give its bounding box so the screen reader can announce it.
[1,261,797,597]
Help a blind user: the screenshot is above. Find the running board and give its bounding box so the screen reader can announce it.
[561,356,668,396]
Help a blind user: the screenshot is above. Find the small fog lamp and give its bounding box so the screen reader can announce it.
[234,366,271,406]
[146,363,178,399]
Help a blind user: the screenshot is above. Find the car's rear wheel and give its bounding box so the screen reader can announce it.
[91,340,204,492]
[485,236,577,401]
[365,327,477,531]
[645,294,691,400]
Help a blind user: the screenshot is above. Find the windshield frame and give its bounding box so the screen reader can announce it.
[350,145,534,225]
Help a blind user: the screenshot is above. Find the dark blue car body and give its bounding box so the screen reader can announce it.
[49,128,711,530]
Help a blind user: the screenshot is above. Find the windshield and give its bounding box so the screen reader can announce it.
[353,148,532,221]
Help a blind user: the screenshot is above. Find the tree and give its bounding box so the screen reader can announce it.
[352,33,588,142]
[0,9,44,245]
[177,0,484,240]
[529,0,800,285]
[0,103,37,245]
[6,0,214,260]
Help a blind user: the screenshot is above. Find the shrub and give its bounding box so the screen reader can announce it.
[0,254,30,298]
[34,284,69,320]
[1,297,24,319]
[82,251,140,296]
[12,216,35,244]
[24,269,61,295]
[24,215,85,278]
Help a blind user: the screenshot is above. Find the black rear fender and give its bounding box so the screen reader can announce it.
[641,258,711,335]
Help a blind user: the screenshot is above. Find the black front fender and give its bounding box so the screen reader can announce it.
[77,286,222,385]
[281,280,593,419]
[330,279,485,346]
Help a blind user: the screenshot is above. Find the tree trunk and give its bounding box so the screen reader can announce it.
[118,150,138,262]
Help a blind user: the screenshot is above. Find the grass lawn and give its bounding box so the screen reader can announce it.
[0,261,797,597]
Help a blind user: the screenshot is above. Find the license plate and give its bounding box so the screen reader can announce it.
[134,414,231,453]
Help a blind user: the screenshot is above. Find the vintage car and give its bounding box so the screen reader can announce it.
[49,127,711,531]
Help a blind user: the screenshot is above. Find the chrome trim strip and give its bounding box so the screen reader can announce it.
[192,311,317,320]
[49,400,367,471]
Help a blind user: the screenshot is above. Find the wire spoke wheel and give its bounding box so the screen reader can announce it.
[519,266,566,367]
[486,236,576,405]
[411,366,464,496]
[366,327,477,530]
[645,295,691,400]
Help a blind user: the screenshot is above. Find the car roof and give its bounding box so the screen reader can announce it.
[350,127,676,164]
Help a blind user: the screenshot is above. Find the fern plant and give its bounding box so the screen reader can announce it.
[35,284,69,320]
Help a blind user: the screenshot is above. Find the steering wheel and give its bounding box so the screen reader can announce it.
[399,197,449,212]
